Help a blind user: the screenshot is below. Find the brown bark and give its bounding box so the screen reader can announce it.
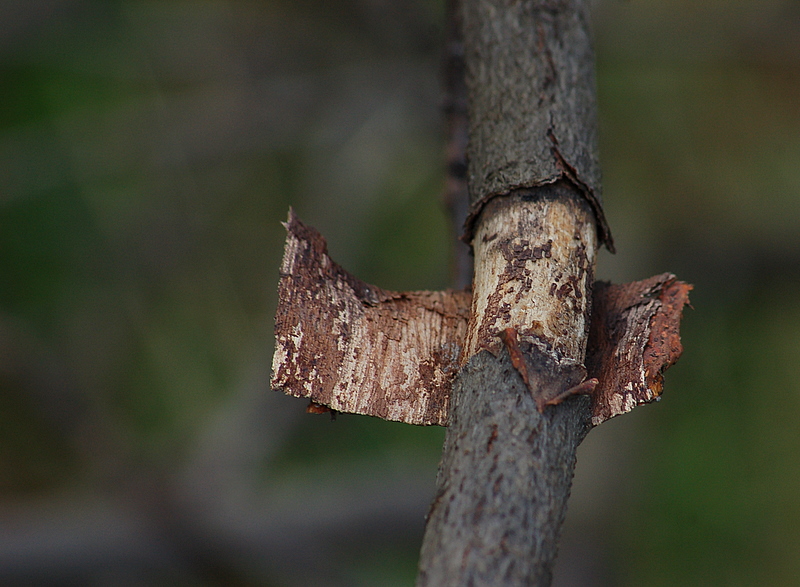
[587,275,691,425]
[272,210,469,426]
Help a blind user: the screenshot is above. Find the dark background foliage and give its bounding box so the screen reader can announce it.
[2,1,799,585]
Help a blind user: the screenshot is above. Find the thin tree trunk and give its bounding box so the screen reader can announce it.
[417,1,608,585]
[442,0,472,290]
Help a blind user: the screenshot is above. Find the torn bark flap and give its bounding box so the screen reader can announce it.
[585,274,692,426]
[271,211,690,427]
[271,210,470,426]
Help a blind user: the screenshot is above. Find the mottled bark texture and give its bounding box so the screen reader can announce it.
[272,210,470,426]
[271,214,689,427]
[417,1,605,584]
[416,351,592,587]
[586,275,692,426]
[463,184,597,363]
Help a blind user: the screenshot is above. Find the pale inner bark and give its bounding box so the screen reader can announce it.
[463,187,598,364]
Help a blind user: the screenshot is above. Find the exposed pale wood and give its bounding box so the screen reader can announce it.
[464,184,597,363]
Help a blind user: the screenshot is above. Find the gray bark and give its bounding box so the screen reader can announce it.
[463,0,600,200]
[416,1,604,585]
[417,352,592,586]
[460,0,612,251]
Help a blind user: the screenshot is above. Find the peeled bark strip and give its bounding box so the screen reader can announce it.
[271,212,690,427]
[271,210,470,426]
[586,274,693,425]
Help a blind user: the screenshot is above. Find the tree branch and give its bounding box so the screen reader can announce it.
[269,1,691,585]
[418,1,605,584]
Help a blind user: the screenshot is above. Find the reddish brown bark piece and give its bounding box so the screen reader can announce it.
[306,401,333,415]
[499,327,532,390]
[271,210,470,426]
[585,274,693,426]
[549,378,598,409]
[499,327,598,414]
[271,213,690,427]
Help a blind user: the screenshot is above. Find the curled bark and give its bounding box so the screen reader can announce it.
[270,212,691,586]
[271,210,470,426]
[586,274,692,425]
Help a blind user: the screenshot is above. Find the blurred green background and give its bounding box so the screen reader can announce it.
[1,0,799,585]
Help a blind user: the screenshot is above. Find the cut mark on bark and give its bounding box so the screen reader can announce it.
[462,176,614,254]
[271,213,690,427]
[547,377,598,409]
[547,128,615,253]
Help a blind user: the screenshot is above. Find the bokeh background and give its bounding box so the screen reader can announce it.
[2,1,799,585]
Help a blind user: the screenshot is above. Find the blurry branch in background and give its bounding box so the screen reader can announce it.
[10,0,800,584]
[0,2,446,584]
[442,0,472,289]
[0,361,436,587]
